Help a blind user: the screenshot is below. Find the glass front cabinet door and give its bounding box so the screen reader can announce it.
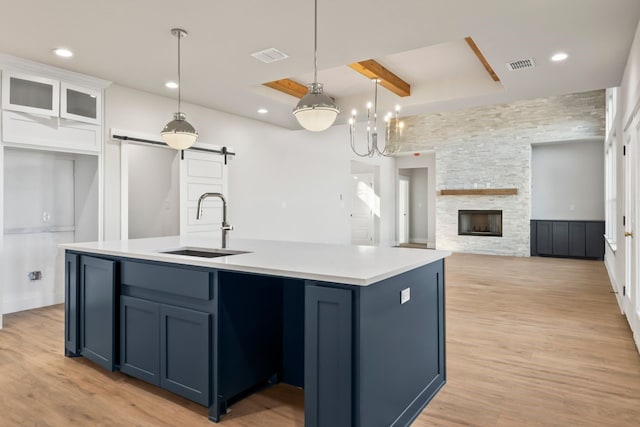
[1,71,60,117]
[60,82,101,125]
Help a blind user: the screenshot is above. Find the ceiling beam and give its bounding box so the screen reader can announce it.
[348,60,411,97]
[263,79,308,99]
[465,37,501,82]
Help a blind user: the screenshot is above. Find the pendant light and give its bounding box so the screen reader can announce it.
[161,28,198,150]
[293,0,339,132]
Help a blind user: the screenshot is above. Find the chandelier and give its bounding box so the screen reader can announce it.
[349,79,404,157]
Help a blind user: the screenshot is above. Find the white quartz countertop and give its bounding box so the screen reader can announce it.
[60,236,450,286]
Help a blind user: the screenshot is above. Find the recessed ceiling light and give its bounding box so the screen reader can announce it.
[165,81,179,89]
[551,52,569,62]
[52,48,73,58]
[257,108,268,114]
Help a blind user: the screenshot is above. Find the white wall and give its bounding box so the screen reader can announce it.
[128,144,179,239]
[104,85,396,246]
[0,145,3,327]
[606,17,640,354]
[531,140,605,220]
[396,153,436,247]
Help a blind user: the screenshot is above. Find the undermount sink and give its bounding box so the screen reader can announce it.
[160,248,249,258]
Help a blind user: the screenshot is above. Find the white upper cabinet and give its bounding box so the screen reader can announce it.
[60,82,101,125]
[2,71,102,125]
[0,55,110,155]
[2,71,60,117]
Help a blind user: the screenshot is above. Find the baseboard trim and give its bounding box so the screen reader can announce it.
[409,238,428,244]
[2,292,64,315]
[604,257,624,314]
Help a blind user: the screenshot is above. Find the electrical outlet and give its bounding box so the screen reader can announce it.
[28,271,42,281]
[401,288,411,304]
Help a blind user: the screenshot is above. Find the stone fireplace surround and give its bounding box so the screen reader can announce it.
[398,90,605,257]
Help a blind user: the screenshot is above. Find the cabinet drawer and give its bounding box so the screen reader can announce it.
[121,261,212,300]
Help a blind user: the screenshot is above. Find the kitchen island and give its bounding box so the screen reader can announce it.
[61,236,449,426]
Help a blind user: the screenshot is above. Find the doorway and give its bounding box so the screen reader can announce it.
[397,167,429,248]
[119,137,228,240]
[624,131,637,318]
[2,147,99,314]
[350,161,380,246]
[351,173,375,245]
[398,177,409,244]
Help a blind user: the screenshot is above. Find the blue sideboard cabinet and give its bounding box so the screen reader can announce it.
[531,220,605,260]
[65,251,446,426]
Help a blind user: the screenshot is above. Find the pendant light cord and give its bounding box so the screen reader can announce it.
[178,31,182,113]
[313,0,318,85]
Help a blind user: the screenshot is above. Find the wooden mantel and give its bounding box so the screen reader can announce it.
[439,188,518,196]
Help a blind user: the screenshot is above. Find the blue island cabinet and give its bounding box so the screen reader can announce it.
[120,298,211,405]
[305,260,446,427]
[65,250,446,426]
[64,254,117,371]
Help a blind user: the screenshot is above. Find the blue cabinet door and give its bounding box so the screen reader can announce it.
[586,221,605,259]
[160,304,211,406]
[305,284,353,427]
[79,256,116,371]
[552,222,569,256]
[121,296,160,385]
[536,221,553,255]
[569,222,586,257]
[64,253,79,356]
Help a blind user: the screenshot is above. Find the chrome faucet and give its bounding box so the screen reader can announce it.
[196,192,233,248]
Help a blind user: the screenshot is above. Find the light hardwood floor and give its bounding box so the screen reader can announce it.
[0,253,638,426]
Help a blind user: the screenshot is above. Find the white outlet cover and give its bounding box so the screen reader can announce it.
[401,288,411,304]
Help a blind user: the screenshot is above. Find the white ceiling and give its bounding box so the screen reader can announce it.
[0,0,638,129]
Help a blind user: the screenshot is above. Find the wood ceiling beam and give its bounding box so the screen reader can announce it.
[348,60,411,97]
[465,37,501,82]
[263,79,308,99]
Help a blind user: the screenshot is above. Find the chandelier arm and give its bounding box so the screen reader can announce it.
[348,78,404,157]
[350,124,375,157]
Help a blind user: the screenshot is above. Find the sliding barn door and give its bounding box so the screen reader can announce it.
[179,150,228,239]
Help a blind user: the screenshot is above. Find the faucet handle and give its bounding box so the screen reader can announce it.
[221,223,234,231]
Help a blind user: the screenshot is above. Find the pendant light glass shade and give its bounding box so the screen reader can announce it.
[161,112,198,149]
[293,83,339,132]
[161,28,198,150]
[293,0,339,131]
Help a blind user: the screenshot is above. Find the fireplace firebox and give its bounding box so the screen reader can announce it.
[458,210,502,237]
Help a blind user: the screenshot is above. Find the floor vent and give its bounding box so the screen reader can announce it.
[250,48,289,63]
[506,58,535,71]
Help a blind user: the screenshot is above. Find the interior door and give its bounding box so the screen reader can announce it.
[180,150,228,239]
[351,173,374,245]
[398,177,410,244]
[624,132,636,316]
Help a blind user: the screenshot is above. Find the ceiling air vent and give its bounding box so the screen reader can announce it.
[250,48,289,64]
[505,58,535,71]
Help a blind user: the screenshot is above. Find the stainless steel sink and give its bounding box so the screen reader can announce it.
[159,248,248,258]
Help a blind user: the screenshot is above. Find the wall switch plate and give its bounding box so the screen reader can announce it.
[401,288,411,304]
